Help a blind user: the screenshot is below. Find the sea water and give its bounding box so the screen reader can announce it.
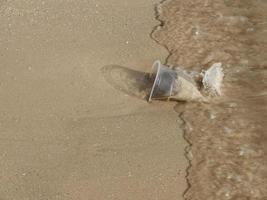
[152,0,267,199]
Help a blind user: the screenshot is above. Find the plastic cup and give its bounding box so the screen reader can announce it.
[148,60,205,102]
[148,60,177,102]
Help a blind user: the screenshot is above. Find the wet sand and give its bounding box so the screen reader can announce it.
[0,0,187,199]
[153,0,267,199]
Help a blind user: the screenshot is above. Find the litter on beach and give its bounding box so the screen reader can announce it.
[148,60,224,102]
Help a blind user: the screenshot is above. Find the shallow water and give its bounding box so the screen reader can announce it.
[152,0,267,199]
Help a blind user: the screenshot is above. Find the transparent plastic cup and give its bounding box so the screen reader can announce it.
[148,60,205,102]
[148,60,177,102]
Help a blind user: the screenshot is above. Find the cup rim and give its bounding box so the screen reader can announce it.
[148,60,175,102]
[148,60,161,102]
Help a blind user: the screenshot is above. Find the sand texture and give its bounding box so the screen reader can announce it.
[0,0,188,199]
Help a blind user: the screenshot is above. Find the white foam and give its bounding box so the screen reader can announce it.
[202,63,224,96]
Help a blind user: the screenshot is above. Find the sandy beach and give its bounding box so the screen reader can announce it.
[0,0,187,199]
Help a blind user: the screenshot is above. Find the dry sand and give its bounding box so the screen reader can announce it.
[0,0,187,199]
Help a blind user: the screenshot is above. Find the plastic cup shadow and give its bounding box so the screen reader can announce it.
[101,65,153,100]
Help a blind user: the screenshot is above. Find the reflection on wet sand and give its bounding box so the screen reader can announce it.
[153,0,267,199]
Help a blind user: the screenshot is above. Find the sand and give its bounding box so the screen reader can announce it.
[0,0,187,199]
